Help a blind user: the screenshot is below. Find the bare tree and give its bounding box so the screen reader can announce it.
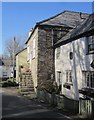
[5,37,24,59]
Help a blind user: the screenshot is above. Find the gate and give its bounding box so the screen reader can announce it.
[79,98,94,117]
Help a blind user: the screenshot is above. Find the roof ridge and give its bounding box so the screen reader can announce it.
[36,10,89,25]
[36,11,66,25]
[15,47,27,56]
[64,10,89,15]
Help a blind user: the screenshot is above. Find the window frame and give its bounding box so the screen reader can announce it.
[3,72,7,77]
[86,35,94,54]
[66,70,72,83]
[83,71,94,89]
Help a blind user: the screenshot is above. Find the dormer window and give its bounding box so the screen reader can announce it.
[87,35,94,54]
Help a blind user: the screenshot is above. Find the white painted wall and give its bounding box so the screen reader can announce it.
[0,66,13,78]
[55,37,94,100]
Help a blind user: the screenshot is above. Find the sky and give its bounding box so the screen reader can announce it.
[1,2,93,55]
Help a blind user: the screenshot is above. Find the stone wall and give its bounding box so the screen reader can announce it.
[37,89,79,114]
[27,25,68,92]
[37,26,55,84]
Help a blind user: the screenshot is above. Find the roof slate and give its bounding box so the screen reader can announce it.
[26,10,89,44]
[54,13,94,47]
[37,10,89,28]
[71,13,94,37]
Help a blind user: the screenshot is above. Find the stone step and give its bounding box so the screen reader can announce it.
[21,73,31,75]
[19,71,35,98]
[20,86,34,88]
[20,77,32,80]
[20,79,32,81]
[20,91,35,95]
[21,84,33,86]
[20,81,33,83]
[21,85,34,87]
[21,88,34,92]
[20,83,34,86]
[20,80,33,84]
[20,75,32,77]
[20,86,34,89]
[25,93,37,99]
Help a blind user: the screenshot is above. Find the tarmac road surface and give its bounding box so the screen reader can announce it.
[1,87,72,120]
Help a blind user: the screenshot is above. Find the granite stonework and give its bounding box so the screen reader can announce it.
[37,26,55,83]
[37,89,79,114]
[28,26,65,90]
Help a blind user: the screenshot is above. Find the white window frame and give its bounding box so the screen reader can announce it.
[3,72,7,77]
[84,71,94,88]
[86,35,94,54]
[66,70,72,83]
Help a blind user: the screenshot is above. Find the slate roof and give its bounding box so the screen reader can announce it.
[54,13,94,48]
[2,59,14,66]
[26,10,89,44]
[71,13,94,37]
[15,48,27,56]
[37,10,89,28]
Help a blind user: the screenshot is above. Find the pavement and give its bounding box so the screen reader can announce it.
[1,87,72,120]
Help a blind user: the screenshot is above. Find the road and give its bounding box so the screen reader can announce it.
[1,87,72,119]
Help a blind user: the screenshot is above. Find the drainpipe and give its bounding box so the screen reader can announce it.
[51,29,55,80]
[72,41,79,100]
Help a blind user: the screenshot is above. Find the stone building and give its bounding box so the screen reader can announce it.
[26,10,89,92]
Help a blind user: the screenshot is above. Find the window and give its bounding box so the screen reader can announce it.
[56,47,60,59]
[83,71,94,88]
[3,72,7,77]
[66,70,72,83]
[87,35,94,54]
[32,39,35,59]
[69,52,73,60]
[27,45,30,61]
[63,70,72,89]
